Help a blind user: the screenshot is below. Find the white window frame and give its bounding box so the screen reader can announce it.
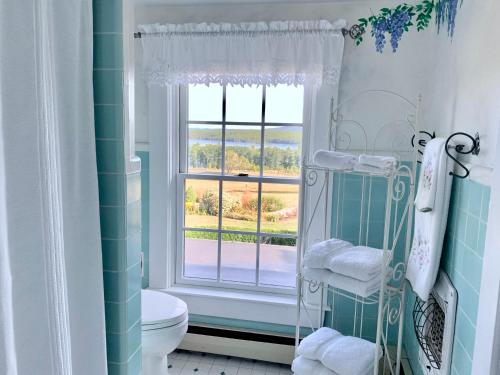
[175,84,302,295]
[146,83,337,325]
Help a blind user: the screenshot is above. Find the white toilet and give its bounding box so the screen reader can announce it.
[141,289,188,375]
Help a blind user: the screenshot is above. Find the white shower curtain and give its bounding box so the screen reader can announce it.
[0,1,107,374]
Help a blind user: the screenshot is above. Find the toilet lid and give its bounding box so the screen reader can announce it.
[141,290,188,330]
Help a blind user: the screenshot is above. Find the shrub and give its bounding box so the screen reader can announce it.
[185,186,196,204]
[198,190,241,216]
[248,196,285,213]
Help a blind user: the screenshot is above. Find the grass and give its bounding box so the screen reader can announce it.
[184,179,299,236]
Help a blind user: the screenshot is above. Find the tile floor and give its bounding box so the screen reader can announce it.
[168,350,293,375]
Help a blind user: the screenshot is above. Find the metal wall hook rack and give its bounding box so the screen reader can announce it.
[445,132,481,179]
[411,131,437,162]
[411,131,480,179]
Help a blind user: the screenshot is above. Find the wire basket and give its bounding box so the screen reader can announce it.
[412,295,445,369]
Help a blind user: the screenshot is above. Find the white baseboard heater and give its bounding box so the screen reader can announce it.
[178,325,296,365]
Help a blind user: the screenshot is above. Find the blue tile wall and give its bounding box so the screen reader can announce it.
[93,0,142,373]
[326,171,412,343]
[403,178,490,375]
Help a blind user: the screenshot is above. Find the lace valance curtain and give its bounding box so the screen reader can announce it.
[138,20,346,87]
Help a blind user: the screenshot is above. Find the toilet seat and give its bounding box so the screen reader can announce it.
[141,290,188,331]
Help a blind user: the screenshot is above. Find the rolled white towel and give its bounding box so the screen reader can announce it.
[313,150,357,170]
[292,356,338,375]
[326,246,387,282]
[297,327,341,360]
[302,238,353,270]
[320,335,381,375]
[359,154,397,171]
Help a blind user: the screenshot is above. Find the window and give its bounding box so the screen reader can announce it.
[177,83,304,293]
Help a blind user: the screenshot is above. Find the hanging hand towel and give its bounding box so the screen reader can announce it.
[406,139,455,301]
[414,138,446,212]
[359,154,397,171]
[297,327,341,360]
[292,356,338,375]
[302,238,353,269]
[302,267,392,298]
[320,335,380,375]
[313,150,357,171]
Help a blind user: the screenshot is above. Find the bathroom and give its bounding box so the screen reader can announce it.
[1,0,500,374]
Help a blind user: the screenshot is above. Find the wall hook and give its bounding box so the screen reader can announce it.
[411,131,436,163]
[445,132,480,179]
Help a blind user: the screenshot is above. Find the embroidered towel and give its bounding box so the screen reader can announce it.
[406,139,455,301]
[302,238,353,269]
[326,246,387,282]
[359,154,397,171]
[313,150,357,171]
[414,138,446,212]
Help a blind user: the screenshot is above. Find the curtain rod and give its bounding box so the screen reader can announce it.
[133,24,364,40]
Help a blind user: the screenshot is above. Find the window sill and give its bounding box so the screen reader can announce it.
[151,285,323,327]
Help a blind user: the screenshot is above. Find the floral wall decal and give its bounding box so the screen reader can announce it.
[356,0,463,53]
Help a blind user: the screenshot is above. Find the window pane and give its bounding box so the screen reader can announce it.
[184,230,218,280]
[265,84,304,123]
[221,233,256,284]
[224,126,261,176]
[188,124,222,174]
[221,181,258,231]
[184,179,219,229]
[188,84,222,122]
[226,85,262,123]
[259,236,297,288]
[260,183,299,235]
[263,126,302,177]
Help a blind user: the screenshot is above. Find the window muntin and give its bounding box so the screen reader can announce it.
[179,83,304,292]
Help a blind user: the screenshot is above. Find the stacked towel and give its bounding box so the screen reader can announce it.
[295,327,379,375]
[303,239,389,297]
[302,238,352,269]
[303,267,391,298]
[313,150,357,171]
[292,356,338,375]
[326,246,385,282]
[359,154,397,171]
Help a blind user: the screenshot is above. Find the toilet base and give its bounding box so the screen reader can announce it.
[143,353,169,375]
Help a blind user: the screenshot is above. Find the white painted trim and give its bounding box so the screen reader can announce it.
[472,124,500,375]
[178,333,295,365]
[160,285,324,327]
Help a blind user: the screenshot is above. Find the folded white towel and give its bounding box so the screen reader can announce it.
[359,154,397,170]
[313,150,357,171]
[302,238,353,270]
[352,162,394,176]
[292,356,338,375]
[321,335,380,375]
[297,327,341,360]
[302,267,391,298]
[414,138,446,212]
[326,246,386,282]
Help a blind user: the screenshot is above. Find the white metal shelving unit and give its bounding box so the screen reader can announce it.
[294,91,421,375]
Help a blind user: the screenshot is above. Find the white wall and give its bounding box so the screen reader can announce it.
[419,0,500,186]
[133,1,436,151]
